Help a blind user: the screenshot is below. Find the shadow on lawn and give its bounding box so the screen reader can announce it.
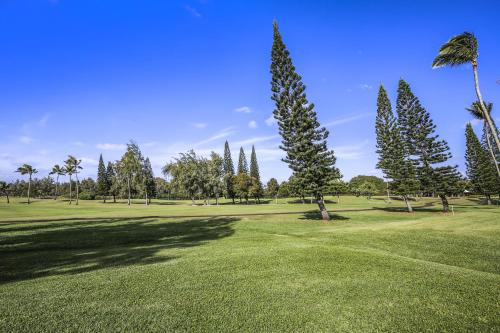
[0,216,237,284]
[299,210,350,221]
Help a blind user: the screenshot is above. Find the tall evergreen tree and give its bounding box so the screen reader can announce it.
[237,147,248,175]
[396,79,458,211]
[465,123,499,204]
[249,145,263,202]
[270,21,339,220]
[223,141,236,203]
[142,157,156,205]
[106,162,117,203]
[96,154,108,203]
[375,85,419,212]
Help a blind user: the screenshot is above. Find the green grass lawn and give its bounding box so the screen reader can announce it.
[0,196,499,332]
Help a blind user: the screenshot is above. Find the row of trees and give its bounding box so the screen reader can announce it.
[163,142,263,205]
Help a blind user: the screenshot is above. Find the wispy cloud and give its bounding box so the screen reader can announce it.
[265,115,276,126]
[72,141,85,147]
[96,143,126,151]
[19,136,34,144]
[248,120,258,129]
[191,122,208,129]
[193,127,236,147]
[325,112,374,127]
[359,83,373,90]
[234,106,252,113]
[37,113,50,127]
[185,5,202,18]
[333,140,370,160]
[233,135,279,147]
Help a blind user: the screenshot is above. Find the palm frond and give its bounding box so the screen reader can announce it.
[432,32,477,68]
[465,101,492,120]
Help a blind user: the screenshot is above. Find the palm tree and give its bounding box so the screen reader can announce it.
[49,164,66,200]
[64,163,75,205]
[65,156,82,205]
[0,181,10,204]
[466,102,500,176]
[433,32,500,154]
[119,149,139,206]
[15,164,38,204]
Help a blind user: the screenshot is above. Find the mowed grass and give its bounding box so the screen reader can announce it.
[0,196,499,332]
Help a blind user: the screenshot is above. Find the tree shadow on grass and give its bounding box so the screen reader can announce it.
[0,216,237,284]
[299,210,350,221]
[371,201,441,213]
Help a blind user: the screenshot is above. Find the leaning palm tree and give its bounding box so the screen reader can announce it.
[49,164,66,200]
[0,181,10,204]
[65,156,82,205]
[466,102,500,176]
[15,164,38,204]
[433,32,500,154]
[64,163,75,205]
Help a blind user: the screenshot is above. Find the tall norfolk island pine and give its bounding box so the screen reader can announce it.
[270,22,339,220]
[375,85,419,212]
[396,79,462,212]
[249,145,263,202]
[223,141,236,203]
[96,154,108,203]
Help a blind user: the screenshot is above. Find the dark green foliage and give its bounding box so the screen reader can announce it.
[223,141,236,202]
[349,175,385,195]
[237,147,248,175]
[266,178,279,198]
[465,124,499,203]
[432,32,477,68]
[106,162,118,202]
[375,85,419,211]
[249,146,263,201]
[270,21,339,219]
[96,154,108,202]
[142,158,156,204]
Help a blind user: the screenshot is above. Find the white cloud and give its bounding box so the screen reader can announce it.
[234,106,252,113]
[265,115,276,126]
[191,122,208,129]
[37,113,50,127]
[233,135,279,147]
[81,157,99,166]
[193,127,236,147]
[248,120,258,129]
[325,112,374,127]
[143,141,158,147]
[72,141,85,147]
[19,136,34,144]
[185,5,201,18]
[333,140,370,160]
[96,143,126,151]
[359,83,373,90]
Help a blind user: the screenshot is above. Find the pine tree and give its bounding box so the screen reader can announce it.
[266,178,280,204]
[396,79,458,211]
[106,162,117,203]
[142,157,156,205]
[237,147,248,175]
[375,85,419,212]
[223,141,236,203]
[270,21,339,220]
[465,123,499,204]
[249,145,263,202]
[96,154,108,203]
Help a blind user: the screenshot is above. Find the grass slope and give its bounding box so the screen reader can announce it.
[0,196,499,332]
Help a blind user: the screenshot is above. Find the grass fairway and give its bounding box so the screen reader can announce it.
[0,196,499,332]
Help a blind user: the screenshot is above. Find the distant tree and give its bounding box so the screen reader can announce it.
[270,21,339,220]
[64,159,75,204]
[375,85,419,212]
[223,141,236,203]
[96,154,108,202]
[154,177,169,198]
[208,152,224,205]
[142,157,156,205]
[0,181,10,203]
[396,79,459,211]
[234,173,251,204]
[79,178,97,200]
[249,146,263,202]
[327,179,349,203]
[465,123,499,204]
[106,162,118,203]
[277,181,290,198]
[349,176,385,195]
[358,181,378,199]
[433,32,500,156]
[465,101,500,176]
[49,164,65,200]
[164,150,202,205]
[65,156,82,205]
[118,142,142,206]
[237,147,248,175]
[266,178,280,204]
[15,164,38,204]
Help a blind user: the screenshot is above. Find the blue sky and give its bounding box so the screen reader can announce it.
[1,0,499,183]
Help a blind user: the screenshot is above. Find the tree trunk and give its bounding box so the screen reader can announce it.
[113,194,116,203]
[27,174,31,204]
[75,173,79,205]
[486,194,492,205]
[69,175,72,205]
[232,197,235,204]
[216,195,219,206]
[439,194,449,213]
[145,191,148,206]
[55,175,59,200]
[191,197,196,205]
[275,195,278,205]
[6,192,9,204]
[127,176,131,206]
[473,62,500,158]
[484,123,500,177]
[316,195,330,221]
[403,195,413,212]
